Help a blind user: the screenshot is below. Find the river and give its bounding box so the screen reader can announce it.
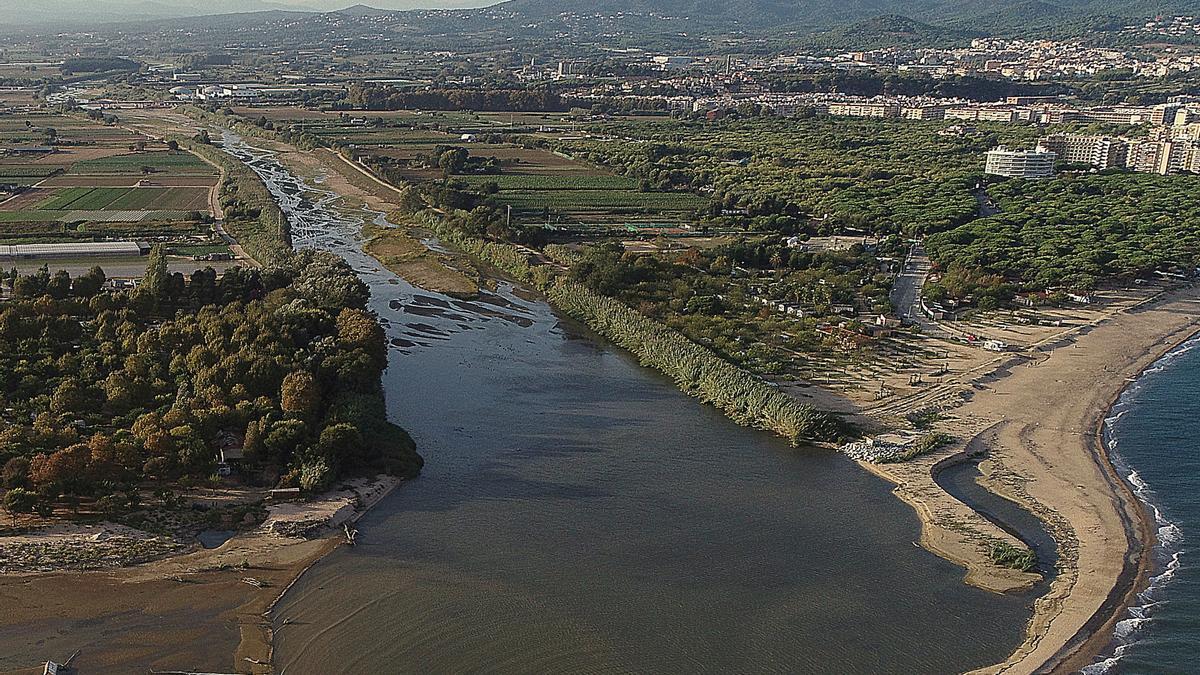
[222,134,1035,674]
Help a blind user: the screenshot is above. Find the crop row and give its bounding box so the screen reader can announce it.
[71,151,213,175]
[495,189,705,211]
[454,174,639,191]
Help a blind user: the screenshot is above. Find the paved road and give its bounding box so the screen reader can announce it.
[890,241,939,333]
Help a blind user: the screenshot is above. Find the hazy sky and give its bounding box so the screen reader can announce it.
[273,0,496,7]
[2,0,505,27]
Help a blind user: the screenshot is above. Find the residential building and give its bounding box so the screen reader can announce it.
[827,102,901,118]
[901,105,946,120]
[985,146,1057,178]
[1037,134,1124,169]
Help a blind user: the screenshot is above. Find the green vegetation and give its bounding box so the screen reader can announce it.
[71,151,211,175]
[0,166,61,179]
[563,238,899,377]
[927,173,1200,292]
[882,432,954,463]
[180,136,293,265]
[989,540,1037,572]
[0,250,421,516]
[553,116,1039,234]
[455,174,639,191]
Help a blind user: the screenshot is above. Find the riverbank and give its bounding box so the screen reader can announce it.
[0,475,399,674]
[94,114,1187,672]
[865,285,1200,674]
[233,124,1186,671]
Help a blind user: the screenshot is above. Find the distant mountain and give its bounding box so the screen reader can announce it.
[812,14,984,48]
[490,0,1200,32]
[0,0,304,27]
[17,0,1200,46]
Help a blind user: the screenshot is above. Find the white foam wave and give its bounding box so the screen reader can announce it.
[1114,616,1149,639]
[1082,335,1195,672]
[1080,654,1121,675]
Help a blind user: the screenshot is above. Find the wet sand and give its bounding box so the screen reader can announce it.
[867,285,1200,674]
[0,535,333,674]
[7,112,1189,673]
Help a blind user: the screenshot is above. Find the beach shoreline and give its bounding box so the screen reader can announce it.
[862,285,1200,675]
[0,475,400,675]
[1037,324,1198,674]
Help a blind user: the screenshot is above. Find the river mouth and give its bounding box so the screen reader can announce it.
[219,133,1035,674]
[935,458,1059,585]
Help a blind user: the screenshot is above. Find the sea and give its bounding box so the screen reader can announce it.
[1084,337,1200,674]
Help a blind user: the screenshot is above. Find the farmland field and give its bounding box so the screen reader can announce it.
[453,174,639,190]
[0,166,61,179]
[70,151,212,175]
[0,211,63,223]
[20,186,211,213]
[0,111,225,247]
[39,174,220,188]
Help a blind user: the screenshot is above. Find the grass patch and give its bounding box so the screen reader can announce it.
[989,541,1037,572]
[71,151,212,175]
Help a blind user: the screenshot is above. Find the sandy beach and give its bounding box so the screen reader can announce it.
[868,285,1200,674]
[6,110,1193,673]
[0,477,399,674]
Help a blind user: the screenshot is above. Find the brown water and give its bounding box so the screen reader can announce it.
[225,136,1035,674]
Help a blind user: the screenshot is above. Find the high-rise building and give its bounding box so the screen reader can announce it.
[985,146,1056,178]
[1037,135,1124,169]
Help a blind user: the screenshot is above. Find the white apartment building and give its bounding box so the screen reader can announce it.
[985,146,1057,178]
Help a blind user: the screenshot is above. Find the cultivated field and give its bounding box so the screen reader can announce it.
[0,111,222,246]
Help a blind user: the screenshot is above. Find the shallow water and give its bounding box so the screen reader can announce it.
[222,135,1034,674]
[1084,339,1200,674]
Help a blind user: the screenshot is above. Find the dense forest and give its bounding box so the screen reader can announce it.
[553,116,1039,235]
[926,173,1200,292]
[344,85,567,113]
[0,249,420,515]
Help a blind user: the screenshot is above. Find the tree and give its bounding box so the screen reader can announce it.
[141,244,170,305]
[299,458,332,492]
[46,270,71,300]
[2,456,30,489]
[336,308,386,367]
[264,419,308,461]
[28,444,92,496]
[281,371,319,418]
[13,266,49,298]
[49,379,90,415]
[3,488,36,514]
[317,422,362,468]
[72,266,106,297]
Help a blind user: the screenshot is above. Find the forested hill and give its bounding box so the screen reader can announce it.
[43,0,1200,45]
[489,0,1200,34]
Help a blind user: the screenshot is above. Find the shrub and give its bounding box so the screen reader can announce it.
[3,487,37,514]
[2,457,30,489]
[990,541,1036,572]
